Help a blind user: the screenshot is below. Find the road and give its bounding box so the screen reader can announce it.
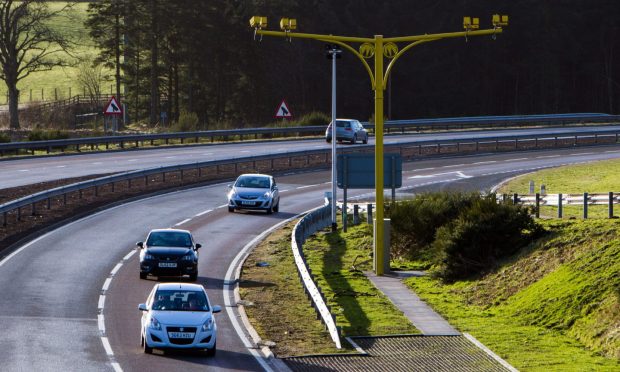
[1,125,618,188]
[1,142,620,371]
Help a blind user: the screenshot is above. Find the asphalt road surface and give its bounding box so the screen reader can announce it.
[2,144,620,371]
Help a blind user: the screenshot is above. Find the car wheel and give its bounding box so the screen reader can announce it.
[140,272,147,280]
[363,135,368,144]
[189,273,198,281]
[206,341,216,357]
[266,205,273,215]
[228,206,234,213]
[326,139,331,143]
[273,201,279,213]
[351,134,357,144]
[143,335,153,354]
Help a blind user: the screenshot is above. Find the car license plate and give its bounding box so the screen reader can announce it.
[158,262,177,268]
[242,201,255,205]
[168,332,194,339]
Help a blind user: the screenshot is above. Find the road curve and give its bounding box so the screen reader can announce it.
[2,146,620,371]
[2,125,619,188]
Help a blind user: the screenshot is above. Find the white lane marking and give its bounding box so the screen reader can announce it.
[174,218,191,226]
[536,155,560,158]
[165,156,176,159]
[412,167,436,171]
[296,185,316,190]
[605,150,620,153]
[123,250,136,261]
[202,153,213,156]
[127,159,138,162]
[279,189,290,193]
[504,158,528,162]
[111,363,122,372]
[110,263,123,276]
[55,165,66,168]
[195,209,212,217]
[571,152,594,156]
[98,314,106,333]
[98,295,106,310]
[102,278,112,292]
[473,161,497,165]
[240,150,250,153]
[92,162,103,165]
[409,171,472,179]
[18,169,29,172]
[101,337,114,356]
[441,163,465,168]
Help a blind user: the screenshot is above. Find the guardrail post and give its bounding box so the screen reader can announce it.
[163,172,166,182]
[609,192,614,219]
[353,204,359,225]
[47,198,51,209]
[558,193,563,218]
[583,192,588,219]
[535,193,540,218]
[367,203,373,224]
[3,212,6,226]
[111,182,115,193]
[31,202,36,216]
[94,186,98,197]
[513,193,519,204]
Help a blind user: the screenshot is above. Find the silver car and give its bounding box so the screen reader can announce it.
[325,119,369,144]
[227,173,280,214]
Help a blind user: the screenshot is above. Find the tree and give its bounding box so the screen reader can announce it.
[0,0,75,129]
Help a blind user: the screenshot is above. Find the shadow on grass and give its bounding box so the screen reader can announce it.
[322,231,371,337]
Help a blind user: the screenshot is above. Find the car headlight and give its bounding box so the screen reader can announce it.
[181,254,194,261]
[202,317,214,331]
[144,254,155,260]
[229,190,237,199]
[149,316,161,330]
[262,191,271,199]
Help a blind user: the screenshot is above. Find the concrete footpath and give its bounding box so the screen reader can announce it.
[365,270,461,336]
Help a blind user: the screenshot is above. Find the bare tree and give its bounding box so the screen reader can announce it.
[76,58,106,105]
[0,1,75,129]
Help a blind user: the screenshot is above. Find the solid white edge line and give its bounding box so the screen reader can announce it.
[101,337,114,356]
[223,211,309,372]
[464,333,518,372]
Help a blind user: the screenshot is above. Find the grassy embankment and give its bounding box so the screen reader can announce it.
[240,159,620,370]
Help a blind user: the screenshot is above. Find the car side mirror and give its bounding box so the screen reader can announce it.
[195,243,202,250]
[227,184,232,189]
[272,185,278,191]
[138,303,148,311]
[136,242,144,249]
[212,305,221,313]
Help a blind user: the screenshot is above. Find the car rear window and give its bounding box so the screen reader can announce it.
[335,120,351,128]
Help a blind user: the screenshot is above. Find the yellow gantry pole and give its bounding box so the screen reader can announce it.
[251,17,507,275]
[373,35,385,275]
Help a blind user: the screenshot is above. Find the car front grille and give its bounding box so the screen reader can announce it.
[167,327,197,332]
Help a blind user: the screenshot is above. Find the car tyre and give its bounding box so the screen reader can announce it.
[228,206,235,213]
[206,341,216,357]
[142,335,153,354]
[351,134,357,144]
[273,201,279,213]
[140,272,147,280]
[363,135,368,144]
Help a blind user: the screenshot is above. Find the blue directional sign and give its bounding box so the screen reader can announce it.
[337,153,402,189]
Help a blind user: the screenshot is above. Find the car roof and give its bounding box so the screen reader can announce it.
[148,228,191,235]
[156,283,205,291]
[237,173,271,178]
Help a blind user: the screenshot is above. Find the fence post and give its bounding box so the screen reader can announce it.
[535,193,540,218]
[583,192,588,219]
[513,193,519,205]
[353,204,359,225]
[367,204,373,224]
[558,193,563,218]
[609,192,614,219]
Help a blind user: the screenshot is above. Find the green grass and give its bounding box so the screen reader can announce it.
[404,219,620,370]
[0,3,110,105]
[239,217,418,357]
[498,158,620,219]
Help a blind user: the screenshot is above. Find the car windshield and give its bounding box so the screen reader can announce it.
[151,290,209,311]
[235,176,270,189]
[146,231,192,247]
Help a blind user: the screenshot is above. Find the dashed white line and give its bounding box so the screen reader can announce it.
[101,337,114,356]
[174,218,191,226]
[102,278,112,292]
[240,150,250,153]
[194,209,212,217]
[412,167,436,171]
[55,165,66,168]
[571,152,594,156]
[92,162,103,165]
[98,295,106,310]
[202,153,213,156]
[127,159,138,162]
[504,158,528,162]
[123,250,136,261]
[442,164,465,168]
[605,150,620,153]
[165,156,176,159]
[536,155,560,158]
[18,169,29,172]
[98,314,106,333]
[110,263,123,276]
[473,161,497,165]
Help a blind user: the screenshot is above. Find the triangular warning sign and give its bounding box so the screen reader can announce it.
[104,96,123,115]
[274,99,293,118]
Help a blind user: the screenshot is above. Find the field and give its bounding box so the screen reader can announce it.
[0,2,108,105]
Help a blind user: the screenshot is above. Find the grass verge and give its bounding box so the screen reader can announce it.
[239,218,418,357]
